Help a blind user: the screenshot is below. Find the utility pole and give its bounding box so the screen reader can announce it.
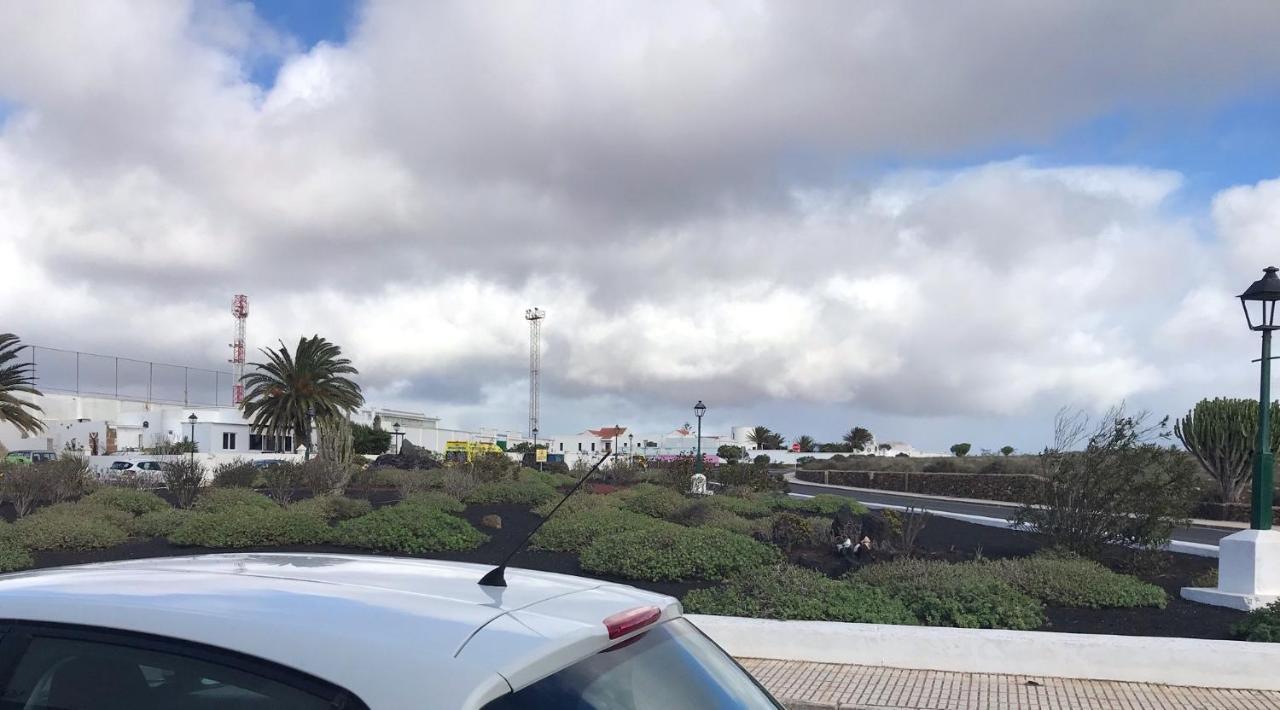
[525,308,545,439]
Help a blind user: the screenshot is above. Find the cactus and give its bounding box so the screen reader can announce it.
[317,415,355,466]
[1174,398,1280,505]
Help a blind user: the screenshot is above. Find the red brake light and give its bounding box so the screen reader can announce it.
[603,606,661,640]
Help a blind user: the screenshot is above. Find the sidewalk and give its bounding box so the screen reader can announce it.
[743,658,1280,710]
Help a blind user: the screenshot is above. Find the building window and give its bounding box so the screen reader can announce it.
[221,432,236,450]
[590,442,595,452]
[248,435,292,452]
[577,443,582,452]
[558,443,563,452]
[249,434,262,451]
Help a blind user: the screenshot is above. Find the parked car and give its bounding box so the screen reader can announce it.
[2,450,57,465]
[108,460,136,471]
[0,554,781,709]
[253,459,288,469]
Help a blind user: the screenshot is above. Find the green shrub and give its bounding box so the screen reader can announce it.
[161,459,206,509]
[518,468,577,489]
[128,509,192,538]
[617,483,686,519]
[471,452,520,482]
[852,559,1044,630]
[290,495,374,522]
[15,505,129,550]
[670,501,768,537]
[337,505,486,553]
[532,492,618,517]
[684,565,917,625]
[211,461,259,488]
[778,494,865,516]
[345,466,412,492]
[532,507,672,553]
[193,487,278,513]
[1234,600,1280,642]
[701,494,775,519]
[580,526,780,582]
[169,507,332,548]
[711,463,786,492]
[84,488,170,517]
[301,458,354,496]
[400,492,465,514]
[0,525,33,572]
[261,461,304,505]
[983,553,1166,609]
[769,513,812,552]
[464,480,557,507]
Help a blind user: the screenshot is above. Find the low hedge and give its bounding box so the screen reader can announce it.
[683,565,917,625]
[290,496,374,522]
[193,488,278,513]
[169,507,332,548]
[84,488,170,516]
[14,504,130,551]
[983,553,1166,609]
[775,494,866,516]
[401,492,466,514]
[128,509,193,538]
[464,480,558,507]
[851,559,1044,630]
[617,483,687,519]
[698,494,776,519]
[0,526,33,572]
[533,492,619,517]
[797,469,1044,502]
[531,507,673,553]
[336,504,487,554]
[580,526,780,582]
[1234,600,1280,642]
[671,502,768,538]
[518,468,577,489]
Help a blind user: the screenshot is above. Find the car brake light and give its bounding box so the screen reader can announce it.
[603,606,661,640]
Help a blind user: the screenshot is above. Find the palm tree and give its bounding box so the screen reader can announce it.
[795,435,816,453]
[241,336,364,451]
[843,427,873,452]
[0,334,44,436]
[747,426,775,450]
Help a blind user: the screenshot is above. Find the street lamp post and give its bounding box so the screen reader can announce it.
[1184,266,1280,611]
[1241,266,1280,529]
[187,413,197,468]
[693,401,707,476]
[532,426,540,471]
[392,422,403,454]
[305,406,316,462]
[628,433,634,462]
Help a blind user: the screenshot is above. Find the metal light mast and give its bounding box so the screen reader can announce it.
[230,294,248,405]
[525,307,545,438]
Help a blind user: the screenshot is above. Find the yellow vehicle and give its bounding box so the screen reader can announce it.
[443,440,505,463]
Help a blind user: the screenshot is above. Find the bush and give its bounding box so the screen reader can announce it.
[212,461,259,488]
[336,505,486,553]
[700,494,775,519]
[301,458,353,496]
[194,487,278,513]
[464,480,558,507]
[261,461,304,505]
[0,529,32,572]
[46,456,95,503]
[0,462,49,517]
[618,483,686,519]
[1234,600,1280,642]
[518,468,577,489]
[345,466,409,492]
[471,452,520,482]
[769,513,812,552]
[128,509,192,538]
[84,488,170,516]
[15,504,129,550]
[400,492,466,514]
[1015,408,1200,556]
[753,455,770,466]
[776,494,864,516]
[983,553,1166,608]
[169,507,332,548]
[161,459,206,509]
[580,526,780,582]
[533,507,673,553]
[290,495,373,522]
[711,463,786,493]
[852,559,1044,630]
[683,565,917,625]
[717,445,746,464]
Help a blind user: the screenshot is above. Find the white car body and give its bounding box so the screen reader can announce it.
[0,553,721,708]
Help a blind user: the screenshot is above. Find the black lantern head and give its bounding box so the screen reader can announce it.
[187,413,197,423]
[693,400,707,418]
[1240,266,1280,332]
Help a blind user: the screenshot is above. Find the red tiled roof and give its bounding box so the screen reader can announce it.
[588,426,628,439]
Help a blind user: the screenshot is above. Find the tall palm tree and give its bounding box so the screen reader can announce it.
[241,336,364,451]
[0,334,44,436]
[747,426,774,450]
[794,435,816,453]
[843,426,873,452]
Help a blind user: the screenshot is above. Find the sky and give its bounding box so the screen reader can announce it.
[2,1,1280,453]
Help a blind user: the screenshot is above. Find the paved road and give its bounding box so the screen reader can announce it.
[787,481,1232,547]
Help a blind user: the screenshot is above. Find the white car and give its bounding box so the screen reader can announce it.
[0,553,781,709]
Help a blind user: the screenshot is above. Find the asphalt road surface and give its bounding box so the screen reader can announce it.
[786,480,1233,547]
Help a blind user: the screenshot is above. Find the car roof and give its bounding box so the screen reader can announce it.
[0,553,680,708]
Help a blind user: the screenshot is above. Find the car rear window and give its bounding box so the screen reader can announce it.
[482,619,780,710]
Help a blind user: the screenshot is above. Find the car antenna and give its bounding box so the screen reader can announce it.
[479,451,612,588]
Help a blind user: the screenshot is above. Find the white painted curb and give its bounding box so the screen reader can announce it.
[688,614,1280,691]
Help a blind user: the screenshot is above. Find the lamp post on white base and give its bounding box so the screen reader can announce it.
[1182,267,1280,611]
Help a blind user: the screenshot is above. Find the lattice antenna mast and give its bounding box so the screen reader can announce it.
[230,294,249,405]
[525,307,545,438]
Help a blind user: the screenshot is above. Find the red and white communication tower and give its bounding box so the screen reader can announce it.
[230,294,249,405]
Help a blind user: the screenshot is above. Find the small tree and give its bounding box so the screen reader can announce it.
[1174,398,1280,505]
[843,427,873,452]
[1000,445,1015,457]
[717,444,746,464]
[162,459,206,509]
[352,422,392,455]
[950,442,972,457]
[1015,407,1200,557]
